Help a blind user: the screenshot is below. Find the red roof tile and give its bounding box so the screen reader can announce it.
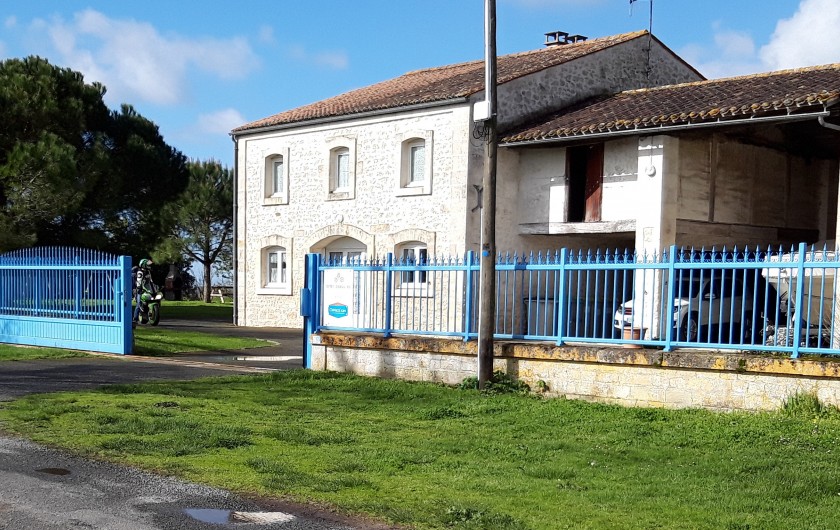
[232,31,649,133]
[501,64,840,144]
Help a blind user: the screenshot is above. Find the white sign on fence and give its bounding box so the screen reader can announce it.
[322,268,368,328]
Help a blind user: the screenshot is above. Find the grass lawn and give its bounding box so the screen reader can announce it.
[133,327,268,356]
[160,300,233,321]
[0,344,92,361]
[2,372,839,529]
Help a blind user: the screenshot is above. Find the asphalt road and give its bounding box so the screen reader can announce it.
[0,433,400,530]
[0,323,399,530]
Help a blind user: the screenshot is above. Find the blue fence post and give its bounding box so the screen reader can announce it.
[384,253,394,339]
[663,245,678,352]
[119,255,133,355]
[791,242,807,359]
[300,253,321,369]
[35,256,43,317]
[463,251,476,341]
[74,255,82,319]
[555,248,568,346]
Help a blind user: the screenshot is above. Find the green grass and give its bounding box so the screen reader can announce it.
[160,300,233,321]
[2,372,840,529]
[133,327,268,356]
[0,344,92,361]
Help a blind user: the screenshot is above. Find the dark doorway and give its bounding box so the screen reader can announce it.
[567,144,604,222]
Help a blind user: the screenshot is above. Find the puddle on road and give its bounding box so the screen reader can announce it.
[184,508,296,525]
[184,508,233,524]
[36,467,70,476]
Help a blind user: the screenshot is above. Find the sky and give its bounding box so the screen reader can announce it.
[2,0,840,168]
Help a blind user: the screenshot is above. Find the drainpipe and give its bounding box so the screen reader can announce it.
[818,115,840,132]
[231,133,239,326]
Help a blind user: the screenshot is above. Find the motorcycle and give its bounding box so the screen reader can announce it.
[136,283,163,326]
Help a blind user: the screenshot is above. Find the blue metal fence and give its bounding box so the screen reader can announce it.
[302,242,840,360]
[0,247,133,354]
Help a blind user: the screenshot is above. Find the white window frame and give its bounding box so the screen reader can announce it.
[408,141,425,185]
[395,241,432,297]
[272,158,284,195]
[334,149,350,190]
[258,245,292,295]
[326,137,356,200]
[263,148,289,205]
[396,131,433,197]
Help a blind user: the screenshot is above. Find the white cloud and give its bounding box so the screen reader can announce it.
[314,51,349,70]
[682,26,763,79]
[760,0,840,70]
[5,16,16,29]
[195,108,247,135]
[287,44,349,70]
[686,0,840,79]
[29,9,259,106]
[257,25,275,45]
[713,28,755,60]
[680,42,756,78]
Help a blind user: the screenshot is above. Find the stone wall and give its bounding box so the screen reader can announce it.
[495,36,703,130]
[311,333,840,412]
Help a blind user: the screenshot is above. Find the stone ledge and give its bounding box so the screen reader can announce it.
[313,332,840,380]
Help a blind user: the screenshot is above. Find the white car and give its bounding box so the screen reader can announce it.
[761,242,836,347]
[614,271,756,343]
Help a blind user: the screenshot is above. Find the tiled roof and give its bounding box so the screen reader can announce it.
[501,64,840,144]
[232,31,649,133]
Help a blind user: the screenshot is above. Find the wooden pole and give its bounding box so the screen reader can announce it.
[477,0,497,389]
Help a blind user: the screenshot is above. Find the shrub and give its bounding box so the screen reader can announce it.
[458,370,531,395]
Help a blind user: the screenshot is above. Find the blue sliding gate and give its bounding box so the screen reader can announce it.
[0,247,133,354]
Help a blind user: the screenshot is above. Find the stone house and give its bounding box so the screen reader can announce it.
[231,30,840,329]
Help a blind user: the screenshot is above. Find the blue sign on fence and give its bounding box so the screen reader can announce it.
[328,303,349,318]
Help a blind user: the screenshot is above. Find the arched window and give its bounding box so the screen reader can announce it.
[396,241,428,288]
[407,139,425,184]
[324,237,366,264]
[332,148,350,191]
[397,132,433,196]
[263,148,289,204]
[262,246,289,292]
[270,155,284,196]
[325,137,356,200]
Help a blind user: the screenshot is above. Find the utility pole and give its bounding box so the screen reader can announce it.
[477,0,497,389]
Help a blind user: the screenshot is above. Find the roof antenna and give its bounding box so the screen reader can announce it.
[629,0,653,33]
[629,0,654,86]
